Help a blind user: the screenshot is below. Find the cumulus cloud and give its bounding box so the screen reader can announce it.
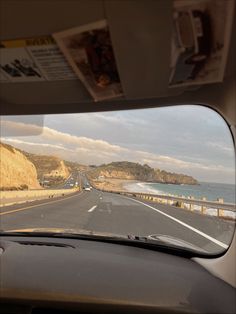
[2,138,73,152]
[1,120,234,174]
[1,118,235,183]
[1,119,43,136]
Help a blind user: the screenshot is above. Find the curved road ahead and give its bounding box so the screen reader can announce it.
[0,188,235,254]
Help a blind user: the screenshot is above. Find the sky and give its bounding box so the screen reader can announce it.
[1,105,235,184]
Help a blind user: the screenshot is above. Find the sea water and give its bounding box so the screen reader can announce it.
[124,181,236,204]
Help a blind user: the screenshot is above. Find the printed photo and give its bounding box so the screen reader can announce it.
[169,0,234,87]
[53,20,123,101]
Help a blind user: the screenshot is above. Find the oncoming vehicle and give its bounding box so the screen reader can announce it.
[84,186,92,191]
[0,1,235,314]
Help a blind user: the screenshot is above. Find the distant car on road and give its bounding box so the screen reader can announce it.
[84,187,91,191]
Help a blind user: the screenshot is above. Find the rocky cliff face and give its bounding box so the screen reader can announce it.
[45,160,69,178]
[89,161,198,185]
[64,160,90,172]
[25,153,70,184]
[0,143,41,190]
[98,169,135,180]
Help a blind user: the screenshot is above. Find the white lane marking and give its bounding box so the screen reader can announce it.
[125,197,228,249]
[88,205,97,213]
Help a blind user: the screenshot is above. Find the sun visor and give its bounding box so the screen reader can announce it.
[106,0,177,98]
[0,0,235,114]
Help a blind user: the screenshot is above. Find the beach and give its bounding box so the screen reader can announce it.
[91,179,235,203]
[91,178,138,192]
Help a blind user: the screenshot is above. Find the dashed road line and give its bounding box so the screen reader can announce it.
[88,205,97,213]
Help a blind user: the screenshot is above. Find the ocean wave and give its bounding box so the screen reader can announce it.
[124,182,166,196]
[123,181,235,203]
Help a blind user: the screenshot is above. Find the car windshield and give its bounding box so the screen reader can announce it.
[0,105,235,255]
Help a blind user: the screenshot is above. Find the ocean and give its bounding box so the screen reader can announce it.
[124,181,236,204]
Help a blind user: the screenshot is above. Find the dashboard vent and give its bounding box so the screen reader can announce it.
[16,241,75,248]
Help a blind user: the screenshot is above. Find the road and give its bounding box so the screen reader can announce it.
[0,171,82,207]
[0,187,235,254]
[54,171,81,189]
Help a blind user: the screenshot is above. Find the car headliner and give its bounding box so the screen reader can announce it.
[0,0,235,128]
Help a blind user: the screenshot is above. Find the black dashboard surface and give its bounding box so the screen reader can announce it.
[0,236,235,314]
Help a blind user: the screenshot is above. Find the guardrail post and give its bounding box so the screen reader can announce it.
[189,196,194,211]
[217,198,224,217]
[201,197,207,214]
[167,195,171,205]
[178,196,184,209]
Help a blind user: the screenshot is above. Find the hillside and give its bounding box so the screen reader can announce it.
[0,142,41,190]
[24,152,71,187]
[88,161,198,185]
[64,160,90,172]
[0,142,85,189]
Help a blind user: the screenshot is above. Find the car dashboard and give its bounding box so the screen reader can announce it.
[0,235,235,314]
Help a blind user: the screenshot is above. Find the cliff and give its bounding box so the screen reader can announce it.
[88,161,198,185]
[64,160,90,172]
[0,142,41,190]
[25,153,71,186]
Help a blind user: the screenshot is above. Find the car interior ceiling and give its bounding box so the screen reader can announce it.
[0,1,235,314]
[0,0,235,121]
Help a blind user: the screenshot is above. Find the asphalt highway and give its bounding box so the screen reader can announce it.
[0,171,82,207]
[0,187,235,254]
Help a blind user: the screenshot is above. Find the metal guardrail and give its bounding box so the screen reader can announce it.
[118,192,236,211]
[95,188,236,219]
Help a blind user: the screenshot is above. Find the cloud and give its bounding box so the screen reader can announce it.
[0,119,43,136]
[41,127,127,154]
[207,142,235,155]
[1,120,233,168]
[43,107,233,168]
[1,119,235,183]
[2,138,73,152]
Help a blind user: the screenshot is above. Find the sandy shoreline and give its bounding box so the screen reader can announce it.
[91,178,138,192]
